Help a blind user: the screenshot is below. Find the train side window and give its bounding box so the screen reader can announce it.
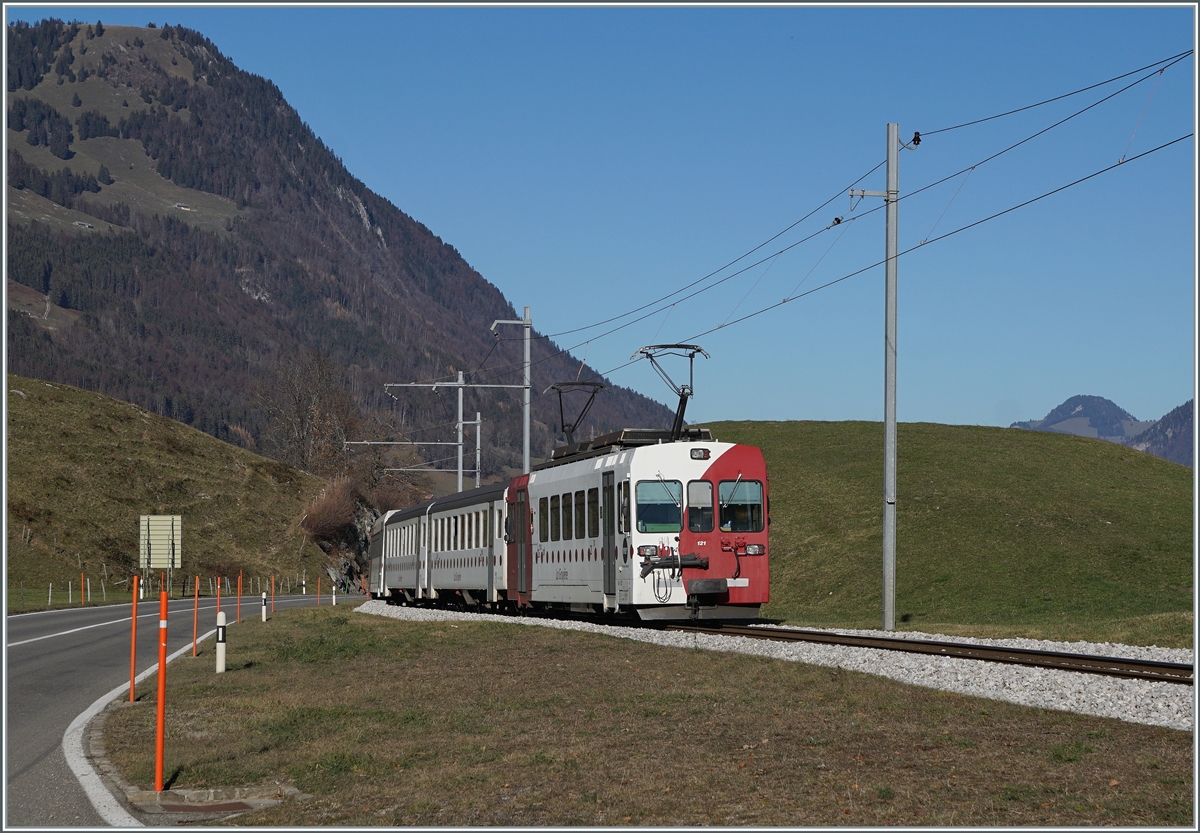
[550,495,561,541]
[687,480,714,533]
[617,481,632,534]
[719,480,765,532]
[561,492,573,540]
[539,497,550,542]
[574,490,586,539]
[587,487,599,538]
[636,480,683,533]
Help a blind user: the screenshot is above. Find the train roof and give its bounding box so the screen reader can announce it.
[381,479,508,527]
[539,426,713,470]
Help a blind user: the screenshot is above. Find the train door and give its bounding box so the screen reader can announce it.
[506,482,532,607]
[602,471,616,599]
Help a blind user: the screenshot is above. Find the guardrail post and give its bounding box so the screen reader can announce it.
[216,611,227,673]
[155,591,168,792]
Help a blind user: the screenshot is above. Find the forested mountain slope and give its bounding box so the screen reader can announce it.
[6,19,672,476]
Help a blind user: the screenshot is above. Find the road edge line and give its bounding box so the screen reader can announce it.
[62,628,217,827]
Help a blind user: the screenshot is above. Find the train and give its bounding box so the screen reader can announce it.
[367,426,770,621]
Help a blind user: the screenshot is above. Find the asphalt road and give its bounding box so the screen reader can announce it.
[5,593,329,827]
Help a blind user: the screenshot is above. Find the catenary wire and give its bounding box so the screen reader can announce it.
[665,133,1192,348]
[921,49,1192,136]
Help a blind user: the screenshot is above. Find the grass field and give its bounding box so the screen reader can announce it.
[698,420,1194,648]
[5,374,328,610]
[100,604,1192,826]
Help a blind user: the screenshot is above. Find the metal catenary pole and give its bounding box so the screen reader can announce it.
[489,306,532,474]
[850,122,899,631]
[457,371,464,493]
[882,122,899,632]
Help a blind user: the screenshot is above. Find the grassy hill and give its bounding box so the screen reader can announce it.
[6,374,327,609]
[699,420,1194,648]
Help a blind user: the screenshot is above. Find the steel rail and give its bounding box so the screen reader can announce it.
[658,623,1194,686]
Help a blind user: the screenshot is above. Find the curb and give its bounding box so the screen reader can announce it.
[61,629,216,827]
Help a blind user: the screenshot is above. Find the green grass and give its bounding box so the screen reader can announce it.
[6,374,327,606]
[99,605,1193,827]
[698,420,1193,647]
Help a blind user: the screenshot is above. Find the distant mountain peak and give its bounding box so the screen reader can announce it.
[1012,395,1191,467]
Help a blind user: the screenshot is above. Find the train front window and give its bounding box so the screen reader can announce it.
[636,479,682,533]
[718,479,764,532]
[687,480,714,533]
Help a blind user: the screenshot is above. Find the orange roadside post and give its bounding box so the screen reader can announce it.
[155,591,168,792]
[270,575,275,613]
[216,577,221,614]
[129,575,139,702]
[192,576,200,656]
[80,572,85,606]
[237,572,242,624]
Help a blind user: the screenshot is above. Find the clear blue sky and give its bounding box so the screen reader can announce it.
[7,5,1196,427]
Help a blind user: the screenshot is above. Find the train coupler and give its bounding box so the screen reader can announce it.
[639,553,708,579]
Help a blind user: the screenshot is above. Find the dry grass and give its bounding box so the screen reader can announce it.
[101,604,1193,826]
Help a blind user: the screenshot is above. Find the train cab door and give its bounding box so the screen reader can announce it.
[602,471,616,600]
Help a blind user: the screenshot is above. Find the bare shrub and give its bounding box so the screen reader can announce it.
[301,478,359,542]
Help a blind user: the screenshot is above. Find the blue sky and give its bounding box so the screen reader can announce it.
[6,5,1196,427]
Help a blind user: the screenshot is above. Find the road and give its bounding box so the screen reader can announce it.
[5,592,331,827]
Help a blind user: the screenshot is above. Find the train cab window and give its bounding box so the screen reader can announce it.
[636,479,683,533]
[719,480,765,532]
[561,493,573,540]
[574,490,586,539]
[539,497,549,542]
[587,488,599,538]
[550,495,561,541]
[687,480,714,533]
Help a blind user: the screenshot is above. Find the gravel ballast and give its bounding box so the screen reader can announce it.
[354,600,1194,732]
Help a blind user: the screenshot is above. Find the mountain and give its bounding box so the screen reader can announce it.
[5,19,673,479]
[1127,400,1193,468]
[1011,395,1192,467]
[1010,395,1154,443]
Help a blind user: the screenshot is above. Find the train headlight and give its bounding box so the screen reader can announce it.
[637,545,659,557]
[744,544,765,555]
[690,448,710,460]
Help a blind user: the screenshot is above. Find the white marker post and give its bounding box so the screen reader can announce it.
[261,592,267,622]
[215,611,227,674]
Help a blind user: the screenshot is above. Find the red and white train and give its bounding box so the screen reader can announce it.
[367,427,770,621]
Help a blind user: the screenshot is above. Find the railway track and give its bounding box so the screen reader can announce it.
[657,622,1194,685]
